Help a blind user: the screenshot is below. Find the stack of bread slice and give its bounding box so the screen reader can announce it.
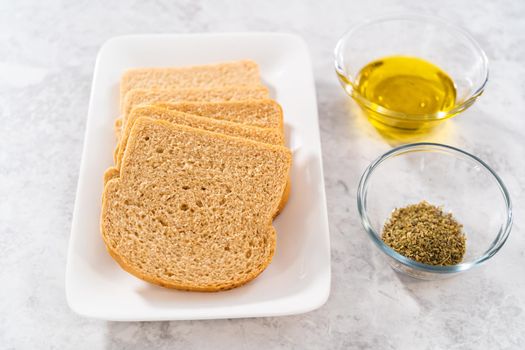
[101,60,292,291]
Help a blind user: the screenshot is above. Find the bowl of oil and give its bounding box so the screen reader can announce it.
[334,14,489,135]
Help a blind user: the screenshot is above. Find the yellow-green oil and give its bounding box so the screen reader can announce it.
[349,56,457,134]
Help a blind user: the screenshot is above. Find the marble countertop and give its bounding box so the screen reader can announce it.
[1,0,524,349]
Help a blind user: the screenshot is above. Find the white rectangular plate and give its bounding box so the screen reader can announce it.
[66,33,331,321]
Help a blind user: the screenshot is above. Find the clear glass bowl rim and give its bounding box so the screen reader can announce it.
[356,142,513,274]
[334,14,490,121]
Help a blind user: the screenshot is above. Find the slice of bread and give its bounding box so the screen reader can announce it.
[155,100,284,130]
[122,86,269,125]
[101,117,292,291]
[115,105,285,168]
[120,60,262,110]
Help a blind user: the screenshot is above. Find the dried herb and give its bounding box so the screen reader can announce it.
[381,201,466,266]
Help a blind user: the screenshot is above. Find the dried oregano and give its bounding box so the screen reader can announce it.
[381,201,466,266]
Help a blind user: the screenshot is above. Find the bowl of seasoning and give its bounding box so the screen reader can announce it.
[357,143,512,279]
[334,14,489,135]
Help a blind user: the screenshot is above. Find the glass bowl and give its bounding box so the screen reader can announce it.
[334,15,489,133]
[357,143,512,279]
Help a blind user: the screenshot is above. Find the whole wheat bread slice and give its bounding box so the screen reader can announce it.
[101,117,291,291]
[120,60,262,111]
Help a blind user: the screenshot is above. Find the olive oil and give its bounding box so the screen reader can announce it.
[348,56,457,133]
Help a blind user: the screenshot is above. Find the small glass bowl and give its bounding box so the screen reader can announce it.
[334,15,489,133]
[357,143,512,279]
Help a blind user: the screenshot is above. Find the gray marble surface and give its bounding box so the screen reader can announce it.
[1,0,524,349]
